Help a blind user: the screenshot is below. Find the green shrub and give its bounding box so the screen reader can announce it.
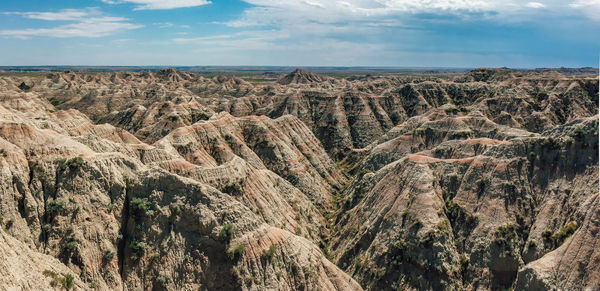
[130,197,150,218]
[459,254,470,278]
[445,200,479,231]
[63,273,74,289]
[223,183,243,196]
[503,183,518,203]
[218,223,234,243]
[542,221,578,250]
[493,223,517,250]
[542,229,554,247]
[65,157,84,170]
[387,239,407,264]
[554,222,577,245]
[54,157,84,173]
[47,199,65,217]
[129,239,147,260]
[262,245,276,263]
[354,258,363,269]
[445,107,459,114]
[33,163,46,174]
[571,127,585,140]
[156,276,168,284]
[104,249,116,260]
[448,131,471,140]
[169,203,181,216]
[64,241,78,252]
[538,137,561,150]
[193,112,210,122]
[49,98,62,106]
[43,270,73,290]
[227,244,244,261]
[476,177,488,198]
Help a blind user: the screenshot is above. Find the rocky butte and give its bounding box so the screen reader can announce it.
[0,68,598,290]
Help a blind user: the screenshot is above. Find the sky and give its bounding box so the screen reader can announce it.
[0,0,599,67]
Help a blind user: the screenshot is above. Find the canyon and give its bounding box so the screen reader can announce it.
[0,68,598,290]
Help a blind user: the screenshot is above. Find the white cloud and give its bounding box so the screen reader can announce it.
[223,0,529,29]
[154,22,174,28]
[3,9,90,21]
[101,0,211,10]
[182,0,597,66]
[570,0,600,21]
[153,22,191,29]
[0,8,142,39]
[526,2,546,8]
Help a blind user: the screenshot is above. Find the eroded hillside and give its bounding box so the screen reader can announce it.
[0,68,597,290]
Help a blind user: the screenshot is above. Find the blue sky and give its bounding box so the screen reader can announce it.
[0,0,599,67]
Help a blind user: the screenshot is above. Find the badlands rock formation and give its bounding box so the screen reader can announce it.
[0,68,597,290]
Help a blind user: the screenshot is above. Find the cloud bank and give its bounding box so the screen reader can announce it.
[1,8,141,38]
[101,0,211,10]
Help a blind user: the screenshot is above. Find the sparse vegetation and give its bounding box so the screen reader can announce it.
[387,239,407,265]
[66,157,84,170]
[227,244,245,261]
[542,221,578,250]
[476,177,488,198]
[55,157,84,173]
[444,200,479,231]
[47,199,66,218]
[42,270,74,290]
[2,69,598,291]
[538,137,561,151]
[64,240,78,252]
[156,276,168,284]
[448,130,471,140]
[493,223,517,251]
[130,197,150,218]
[129,239,147,260]
[459,254,470,279]
[223,182,243,196]
[104,249,116,260]
[192,111,211,122]
[218,223,234,243]
[262,245,276,263]
[169,203,182,216]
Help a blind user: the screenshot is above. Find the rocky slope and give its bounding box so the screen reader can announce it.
[0,68,597,290]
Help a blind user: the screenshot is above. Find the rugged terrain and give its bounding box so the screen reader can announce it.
[0,68,598,290]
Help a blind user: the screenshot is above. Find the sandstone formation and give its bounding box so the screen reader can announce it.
[0,68,597,290]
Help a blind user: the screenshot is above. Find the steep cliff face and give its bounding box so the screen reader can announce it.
[0,89,359,290]
[0,68,598,290]
[328,116,598,290]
